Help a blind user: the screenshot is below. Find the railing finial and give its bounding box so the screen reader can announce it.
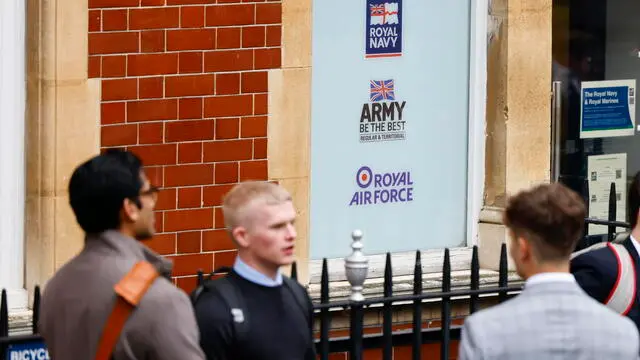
[345,229,368,302]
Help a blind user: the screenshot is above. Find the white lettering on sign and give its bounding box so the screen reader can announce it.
[9,349,50,360]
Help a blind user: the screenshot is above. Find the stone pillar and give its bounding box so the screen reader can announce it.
[269,0,312,284]
[25,0,100,294]
[479,0,553,269]
[0,0,28,310]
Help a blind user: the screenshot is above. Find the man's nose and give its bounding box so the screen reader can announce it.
[287,223,297,240]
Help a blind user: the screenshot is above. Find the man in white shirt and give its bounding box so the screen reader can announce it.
[459,183,639,360]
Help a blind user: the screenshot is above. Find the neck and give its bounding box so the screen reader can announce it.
[117,226,137,240]
[238,252,280,280]
[522,262,569,280]
[631,226,640,243]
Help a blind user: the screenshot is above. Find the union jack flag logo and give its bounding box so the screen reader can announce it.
[369,3,399,25]
[370,80,395,102]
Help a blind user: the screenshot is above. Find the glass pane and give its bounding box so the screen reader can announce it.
[553,0,639,234]
[310,0,472,259]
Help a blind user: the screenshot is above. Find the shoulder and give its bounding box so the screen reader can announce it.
[462,297,521,336]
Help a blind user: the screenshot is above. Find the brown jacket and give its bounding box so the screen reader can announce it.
[39,230,205,360]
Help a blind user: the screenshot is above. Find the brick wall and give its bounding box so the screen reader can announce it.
[88,0,281,293]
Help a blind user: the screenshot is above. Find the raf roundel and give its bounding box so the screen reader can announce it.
[356,166,373,189]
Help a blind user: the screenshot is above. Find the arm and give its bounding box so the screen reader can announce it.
[458,318,483,360]
[305,292,317,360]
[193,292,235,360]
[570,250,617,303]
[148,291,207,360]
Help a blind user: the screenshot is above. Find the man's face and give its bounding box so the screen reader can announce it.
[242,200,297,269]
[132,171,158,241]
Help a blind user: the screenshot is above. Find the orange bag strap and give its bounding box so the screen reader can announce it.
[95,261,159,360]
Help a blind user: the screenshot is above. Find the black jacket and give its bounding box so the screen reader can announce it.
[571,236,640,330]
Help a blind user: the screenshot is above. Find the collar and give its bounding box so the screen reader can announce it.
[630,235,640,257]
[85,230,173,279]
[525,272,576,287]
[233,256,283,287]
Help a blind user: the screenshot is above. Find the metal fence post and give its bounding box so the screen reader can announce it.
[345,229,368,360]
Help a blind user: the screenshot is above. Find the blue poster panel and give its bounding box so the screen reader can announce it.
[580,79,636,139]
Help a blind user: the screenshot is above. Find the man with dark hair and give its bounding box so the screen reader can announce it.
[459,183,639,359]
[571,170,640,331]
[39,149,205,360]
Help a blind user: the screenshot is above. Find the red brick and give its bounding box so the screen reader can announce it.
[215,162,238,184]
[141,30,165,53]
[203,229,235,252]
[178,142,202,163]
[128,53,178,76]
[204,50,253,72]
[178,187,202,208]
[165,209,212,232]
[181,6,205,28]
[129,144,177,166]
[266,25,281,46]
[216,28,241,49]
[127,99,178,122]
[102,9,128,31]
[168,0,214,3]
[179,97,203,119]
[165,164,214,186]
[215,208,225,228]
[154,212,164,233]
[101,102,125,124]
[254,94,267,115]
[179,52,203,73]
[156,187,177,210]
[241,71,267,93]
[130,7,179,30]
[215,73,240,95]
[101,56,126,78]
[89,10,101,32]
[204,95,253,117]
[240,116,267,137]
[242,26,265,48]
[102,79,137,101]
[146,166,164,187]
[166,74,215,97]
[167,29,216,51]
[169,252,213,276]
[139,122,164,144]
[141,0,165,5]
[203,184,233,206]
[101,124,137,147]
[177,231,202,253]
[203,139,252,162]
[206,4,254,26]
[89,56,101,78]
[215,118,239,139]
[165,120,214,142]
[214,250,237,268]
[139,77,164,99]
[255,48,280,69]
[253,138,267,159]
[176,276,198,295]
[146,233,175,256]
[256,3,281,24]
[89,0,138,8]
[89,32,139,55]
[240,160,267,181]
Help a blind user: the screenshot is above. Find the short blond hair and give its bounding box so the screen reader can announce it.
[222,181,292,232]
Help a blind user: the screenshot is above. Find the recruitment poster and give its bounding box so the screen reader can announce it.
[587,153,627,234]
[310,0,473,259]
[580,80,636,139]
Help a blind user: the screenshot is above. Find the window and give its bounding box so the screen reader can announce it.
[309,0,488,265]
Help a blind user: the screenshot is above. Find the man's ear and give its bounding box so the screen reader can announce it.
[232,226,249,248]
[517,237,532,263]
[122,198,140,223]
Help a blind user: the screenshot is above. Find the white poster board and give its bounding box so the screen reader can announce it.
[587,153,627,234]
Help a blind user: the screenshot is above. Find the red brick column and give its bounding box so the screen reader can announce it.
[88,0,281,293]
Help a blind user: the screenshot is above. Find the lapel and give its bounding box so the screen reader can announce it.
[622,237,640,306]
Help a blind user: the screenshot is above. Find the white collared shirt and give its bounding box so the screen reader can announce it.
[233,256,283,287]
[630,235,640,256]
[526,272,576,287]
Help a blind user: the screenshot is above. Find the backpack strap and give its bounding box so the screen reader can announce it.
[202,276,250,344]
[604,243,637,315]
[282,276,311,326]
[95,261,159,360]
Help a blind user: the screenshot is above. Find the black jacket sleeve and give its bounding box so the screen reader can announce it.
[570,248,618,303]
[194,292,235,360]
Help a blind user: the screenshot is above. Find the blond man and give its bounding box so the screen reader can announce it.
[192,181,316,360]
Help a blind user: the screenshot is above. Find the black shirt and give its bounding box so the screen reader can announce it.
[194,270,316,360]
